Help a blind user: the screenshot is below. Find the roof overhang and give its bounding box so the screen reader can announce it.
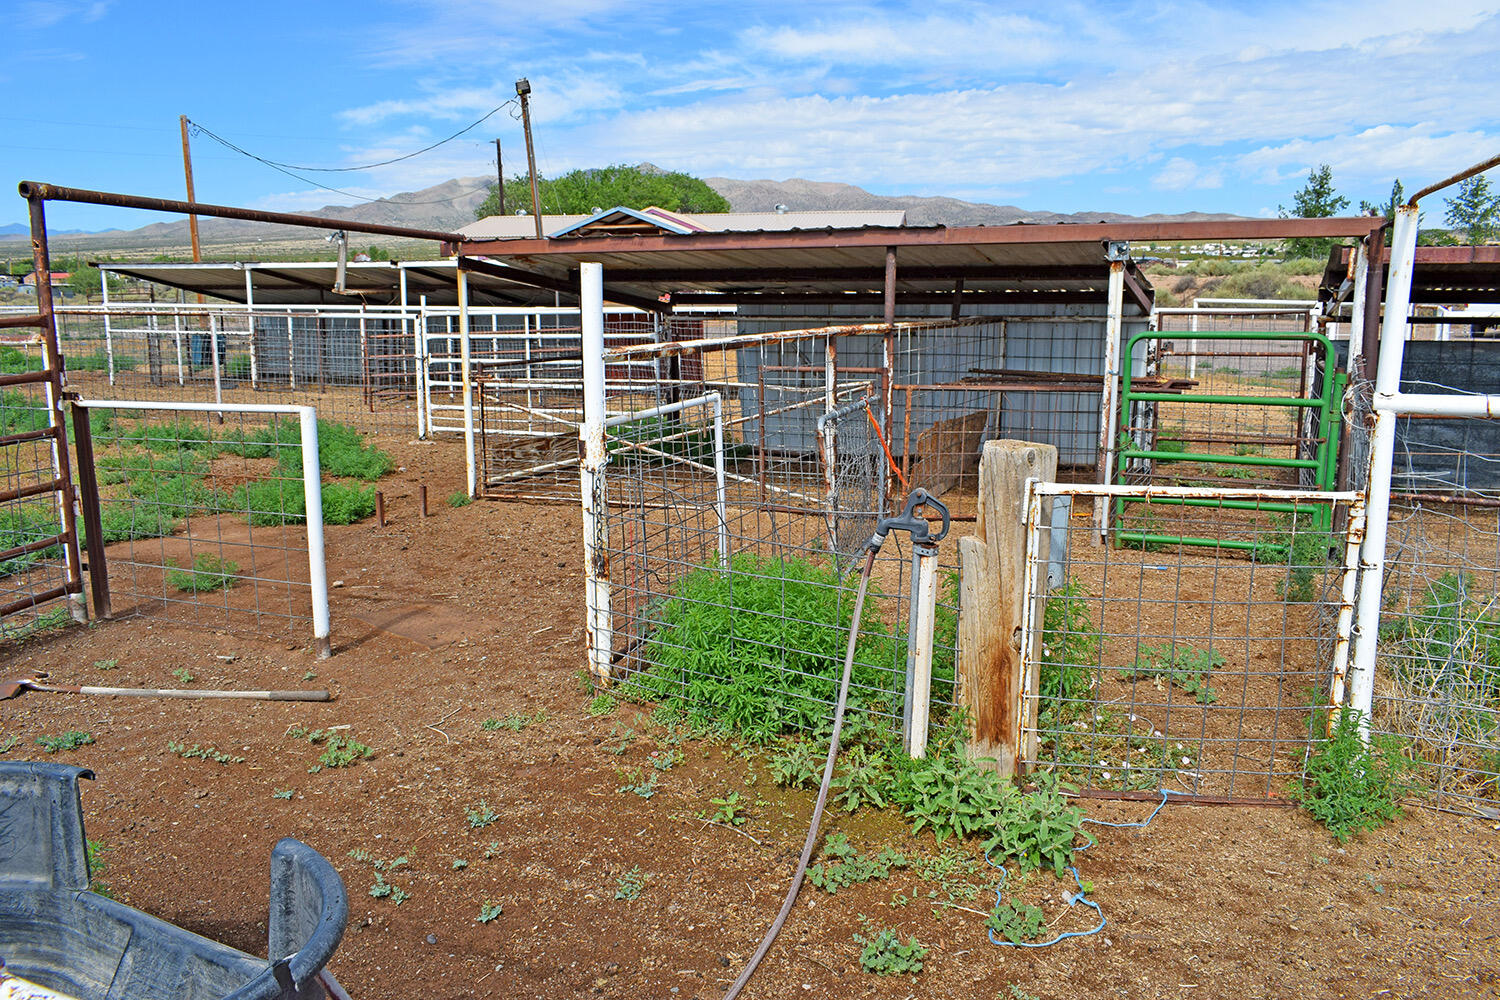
[1319,243,1500,306]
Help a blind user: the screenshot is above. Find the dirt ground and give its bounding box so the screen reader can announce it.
[2,436,1498,1000]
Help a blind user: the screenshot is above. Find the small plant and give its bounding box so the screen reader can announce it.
[36,731,94,753]
[302,670,317,681]
[0,735,19,754]
[452,859,468,870]
[831,745,891,812]
[167,741,245,765]
[447,491,472,508]
[94,658,118,670]
[987,899,1048,944]
[616,768,659,799]
[477,901,503,922]
[165,552,239,593]
[1120,643,1222,704]
[484,842,500,859]
[86,838,112,898]
[981,773,1091,877]
[614,866,645,901]
[807,834,909,894]
[1290,706,1411,843]
[853,927,928,975]
[172,667,195,685]
[587,693,616,717]
[348,849,412,905]
[318,732,374,769]
[651,748,682,771]
[702,790,746,826]
[466,800,500,829]
[272,788,294,800]
[768,739,822,788]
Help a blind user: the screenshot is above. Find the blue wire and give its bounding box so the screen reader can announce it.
[984,789,1181,949]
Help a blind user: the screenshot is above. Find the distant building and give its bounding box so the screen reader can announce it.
[21,271,70,291]
[458,205,907,241]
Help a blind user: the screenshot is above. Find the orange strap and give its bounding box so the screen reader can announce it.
[863,402,910,492]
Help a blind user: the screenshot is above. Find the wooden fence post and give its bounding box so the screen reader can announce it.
[958,439,1057,777]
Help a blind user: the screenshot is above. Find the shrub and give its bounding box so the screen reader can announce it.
[1290,707,1411,842]
[165,552,239,592]
[447,490,472,508]
[224,354,252,379]
[277,420,393,481]
[229,479,375,526]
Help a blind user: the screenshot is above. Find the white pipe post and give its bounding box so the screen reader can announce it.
[580,262,613,686]
[458,270,477,496]
[1094,259,1126,542]
[1347,242,1368,378]
[713,394,729,564]
[1349,204,1421,735]
[297,406,333,659]
[101,273,116,385]
[906,543,939,759]
[417,294,431,438]
[208,310,223,406]
[358,304,368,406]
[286,314,297,391]
[173,308,184,385]
[1188,303,1198,379]
[244,267,260,389]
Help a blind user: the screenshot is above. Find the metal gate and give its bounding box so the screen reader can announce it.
[1019,482,1363,802]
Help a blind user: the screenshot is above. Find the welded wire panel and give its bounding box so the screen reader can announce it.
[1023,487,1357,800]
[0,374,74,634]
[80,406,337,638]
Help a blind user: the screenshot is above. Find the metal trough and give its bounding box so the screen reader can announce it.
[0,762,347,1000]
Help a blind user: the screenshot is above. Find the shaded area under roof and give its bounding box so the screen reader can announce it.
[98,259,558,308]
[1320,244,1500,306]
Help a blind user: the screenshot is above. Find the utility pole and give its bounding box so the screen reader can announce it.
[516,78,544,239]
[178,115,201,262]
[494,139,506,216]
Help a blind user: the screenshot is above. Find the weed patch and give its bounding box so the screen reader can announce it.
[1120,643,1222,704]
[166,552,238,592]
[1290,706,1410,842]
[167,741,244,765]
[36,731,94,753]
[854,927,928,975]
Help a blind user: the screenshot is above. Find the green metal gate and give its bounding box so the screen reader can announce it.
[1112,329,1345,550]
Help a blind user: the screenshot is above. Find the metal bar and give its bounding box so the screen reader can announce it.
[0,583,75,621]
[1120,448,1322,469]
[1408,152,1500,205]
[458,271,476,496]
[1095,260,1125,541]
[298,407,333,659]
[1032,482,1360,501]
[579,262,613,686]
[0,477,65,505]
[0,313,44,330]
[17,181,465,243]
[0,533,72,565]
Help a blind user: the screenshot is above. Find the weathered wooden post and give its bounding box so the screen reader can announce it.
[957,439,1057,777]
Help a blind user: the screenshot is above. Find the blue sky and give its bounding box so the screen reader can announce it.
[4,0,1498,231]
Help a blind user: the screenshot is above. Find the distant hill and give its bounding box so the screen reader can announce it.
[705,176,1251,227]
[0,170,1249,258]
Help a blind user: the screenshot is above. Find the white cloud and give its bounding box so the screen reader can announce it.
[1153,157,1223,190]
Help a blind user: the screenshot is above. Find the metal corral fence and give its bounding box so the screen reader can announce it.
[70,400,333,657]
[1020,483,1362,802]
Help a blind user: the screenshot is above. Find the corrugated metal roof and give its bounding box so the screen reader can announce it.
[456,208,907,240]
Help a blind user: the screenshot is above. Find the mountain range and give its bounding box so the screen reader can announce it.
[0,172,1250,253]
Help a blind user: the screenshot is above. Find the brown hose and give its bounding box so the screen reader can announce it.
[722,545,878,1000]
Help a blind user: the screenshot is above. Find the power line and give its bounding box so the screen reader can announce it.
[186,100,517,173]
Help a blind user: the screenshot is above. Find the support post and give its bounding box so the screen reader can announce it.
[209,309,223,406]
[458,270,476,496]
[297,406,333,659]
[286,314,296,390]
[1346,241,1369,379]
[101,272,116,384]
[1094,256,1126,542]
[957,440,1057,776]
[579,262,613,686]
[70,402,110,619]
[1349,205,1420,735]
[882,247,896,512]
[905,541,940,758]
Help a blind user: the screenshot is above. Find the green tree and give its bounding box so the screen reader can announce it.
[1444,173,1500,244]
[474,164,730,221]
[1279,164,1351,259]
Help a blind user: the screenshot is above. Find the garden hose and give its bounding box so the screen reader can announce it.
[723,490,947,1000]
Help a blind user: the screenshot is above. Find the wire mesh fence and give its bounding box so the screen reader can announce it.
[1346,371,1500,814]
[71,401,338,651]
[1021,484,1360,801]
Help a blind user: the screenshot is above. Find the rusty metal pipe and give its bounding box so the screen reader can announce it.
[17,181,466,243]
[1408,151,1500,205]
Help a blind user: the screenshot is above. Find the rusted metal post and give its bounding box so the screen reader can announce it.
[958,440,1056,776]
[1361,228,1385,384]
[419,484,428,517]
[579,262,613,686]
[70,402,110,619]
[27,194,86,623]
[375,490,385,527]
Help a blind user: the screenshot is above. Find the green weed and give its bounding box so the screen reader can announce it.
[171,667,194,684]
[1120,643,1222,704]
[447,491,472,508]
[853,927,928,975]
[466,800,499,829]
[587,693,616,717]
[477,902,503,922]
[166,552,238,592]
[86,838,112,898]
[807,834,908,894]
[272,789,294,800]
[702,790,746,826]
[987,899,1048,944]
[318,732,374,769]
[36,731,94,753]
[614,866,645,901]
[1290,706,1411,842]
[167,740,244,764]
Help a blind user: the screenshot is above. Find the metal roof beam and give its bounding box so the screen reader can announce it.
[584,264,1109,284]
[667,290,1126,307]
[457,256,667,313]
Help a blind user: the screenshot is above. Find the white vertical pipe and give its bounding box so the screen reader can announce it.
[1188,305,1198,379]
[209,310,223,406]
[173,309,184,385]
[245,267,259,389]
[297,405,332,659]
[1347,242,1368,378]
[713,394,729,564]
[580,262,613,686]
[1349,204,1421,734]
[101,273,116,384]
[287,314,299,391]
[458,270,476,496]
[1327,495,1367,713]
[358,305,368,405]
[906,545,939,759]
[417,294,431,438]
[1094,260,1126,542]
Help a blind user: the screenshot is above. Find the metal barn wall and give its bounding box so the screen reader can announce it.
[733,302,1147,467]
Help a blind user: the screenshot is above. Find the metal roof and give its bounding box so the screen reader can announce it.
[458,217,1382,314]
[1320,244,1500,306]
[98,259,556,308]
[456,208,908,241]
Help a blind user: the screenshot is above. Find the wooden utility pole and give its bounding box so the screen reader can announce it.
[178,115,201,262]
[516,78,544,238]
[494,139,506,216]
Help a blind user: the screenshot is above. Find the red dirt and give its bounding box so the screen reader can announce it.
[2,437,1498,1000]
